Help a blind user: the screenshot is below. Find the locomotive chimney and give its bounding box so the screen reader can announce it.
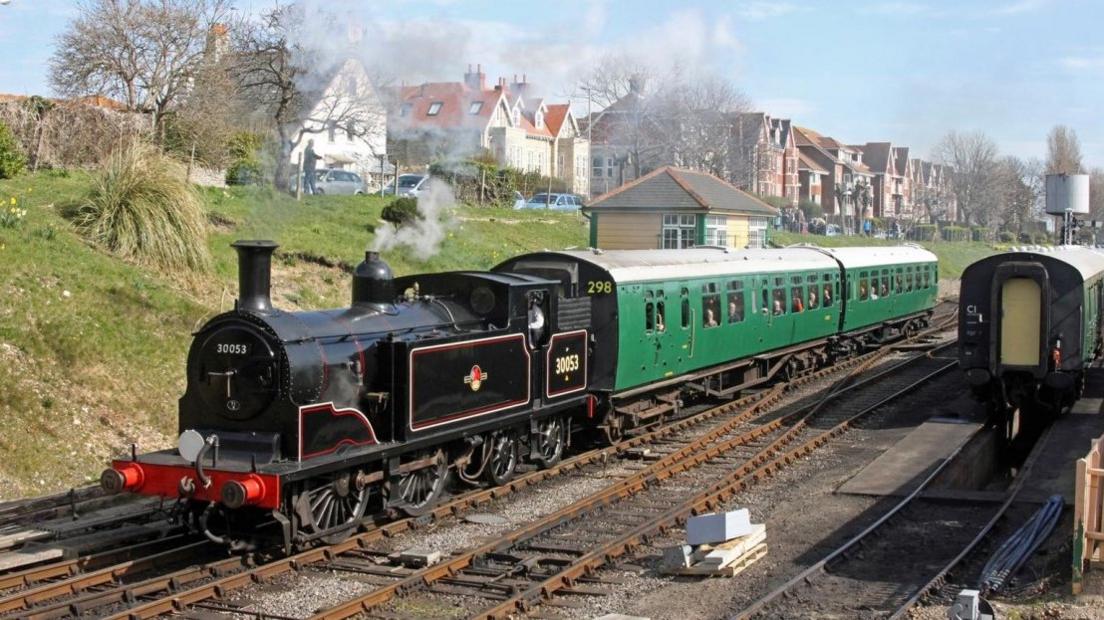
[352,250,394,306]
[232,240,278,313]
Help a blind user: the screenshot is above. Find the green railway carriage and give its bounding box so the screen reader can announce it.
[820,246,940,334]
[496,245,937,436]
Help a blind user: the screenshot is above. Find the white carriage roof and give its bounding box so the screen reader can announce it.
[550,248,839,283]
[998,245,1104,280]
[816,246,938,270]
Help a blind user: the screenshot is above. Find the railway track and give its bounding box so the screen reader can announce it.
[0,309,957,619]
[735,400,1048,620]
[84,330,956,619]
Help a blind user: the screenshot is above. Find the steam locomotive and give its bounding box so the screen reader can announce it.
[101,240,937,550]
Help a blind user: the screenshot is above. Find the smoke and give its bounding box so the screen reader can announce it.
[371,178,455,261]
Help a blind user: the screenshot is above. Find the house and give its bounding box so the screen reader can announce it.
[798,152,829,206]
[729,113,800,205]
[794,127,874,225]
[910,158,957,222]
[860,142,913,220]
[288,58,388,184]
[583,76,652,196]
[582,166,779,250]
[389,66,590,195]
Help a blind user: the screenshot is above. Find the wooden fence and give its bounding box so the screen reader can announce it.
[1074,435,1104,593]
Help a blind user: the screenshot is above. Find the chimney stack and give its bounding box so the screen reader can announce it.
[464,63,486,91]
[232,240,278,314]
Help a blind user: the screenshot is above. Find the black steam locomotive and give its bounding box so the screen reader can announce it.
[102,241,592,549]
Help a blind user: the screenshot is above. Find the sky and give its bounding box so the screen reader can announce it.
[0,0,1101,166]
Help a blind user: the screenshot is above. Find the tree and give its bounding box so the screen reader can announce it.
[231,5,386,189]
[1045,125,1083,175]
[653,72,751,176]
[49,0,233,132]
[934,131,1001,226]
[994,156,1041,231]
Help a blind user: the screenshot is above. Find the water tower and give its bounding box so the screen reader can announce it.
[1045,174,1090,245]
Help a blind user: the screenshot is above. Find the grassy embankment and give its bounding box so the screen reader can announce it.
[0,170,586,497]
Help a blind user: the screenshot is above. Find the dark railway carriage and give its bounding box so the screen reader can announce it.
[959,246,1104,416]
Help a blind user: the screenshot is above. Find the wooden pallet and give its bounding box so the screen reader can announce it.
[665,542,768,577]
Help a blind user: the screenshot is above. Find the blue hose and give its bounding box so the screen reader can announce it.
[978,494,1063,593]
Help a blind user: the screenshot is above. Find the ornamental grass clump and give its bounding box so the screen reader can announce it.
[75,140,211,272]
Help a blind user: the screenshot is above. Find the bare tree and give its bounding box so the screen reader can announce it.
[231,5,386,189]
[656,72,751,176]
[995,155,1040,231]
[1089,167,1104,220]
[1045,125,1083,175]
[934,131,1001,226]
[49,0,233,132]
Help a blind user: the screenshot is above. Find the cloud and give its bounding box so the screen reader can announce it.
[1060,55,1104,71]
[736,2,802,20]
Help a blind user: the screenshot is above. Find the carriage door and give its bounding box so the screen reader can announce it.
[1000,278,1041,367]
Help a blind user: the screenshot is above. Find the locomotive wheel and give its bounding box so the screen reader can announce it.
[297,471,370,545]
[533,416,567,468]
[485,431,520,486]
[397,450,449,516]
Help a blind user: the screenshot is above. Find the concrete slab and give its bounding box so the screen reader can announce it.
[837,420,982,497]
[1018,367,1104,504]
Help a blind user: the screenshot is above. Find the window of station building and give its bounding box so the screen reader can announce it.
[858,272,870,301]
[727,281,745,323]
[806,275,820,309]
[662,214,697,249]
[704,215,728,247]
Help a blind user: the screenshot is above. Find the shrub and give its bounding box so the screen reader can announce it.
[225,132,265,186]
[0,120,26,179]
[998,231,1015,243]
[910,224,937,241]
[74,140,211,272]
[381,197,420,227]
[941,225,970,242]
[798,199,823,220]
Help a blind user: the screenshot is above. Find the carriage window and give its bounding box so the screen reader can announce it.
[858,272,870,301]
[822,274,833,307]
[771,289,787,315]
[907,270,915,292]
[792,285,805,312]
[645,302,655,331]
[681,298,691,328]
[924,268,932,288]
[656,301,666,332]
[728,290,745,323]
[895,269,904,293]
[761,288,769,315]
[703,293,720,328]
[880,270,891,298]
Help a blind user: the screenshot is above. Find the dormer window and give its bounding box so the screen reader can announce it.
[469,101,483,115]
[427,101,443,116]
[535,111,543,128]
[512,107,520,126]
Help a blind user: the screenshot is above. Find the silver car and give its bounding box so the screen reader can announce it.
[313,169,367,195]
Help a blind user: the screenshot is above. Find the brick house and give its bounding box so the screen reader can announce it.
[729,113,800,205]
[798,151,829,206]
[582,167,779,250]
[794,127,874,226]
[910,158,957,223]
[859,142,912,220]
[389,66,590,195]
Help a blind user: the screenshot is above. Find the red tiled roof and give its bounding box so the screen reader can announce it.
[544,104,570,137]
[396,82,503,131]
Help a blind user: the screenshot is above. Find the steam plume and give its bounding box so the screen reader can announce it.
[371,179,455,261]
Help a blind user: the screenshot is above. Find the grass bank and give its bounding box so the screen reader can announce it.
[0,171,586,497]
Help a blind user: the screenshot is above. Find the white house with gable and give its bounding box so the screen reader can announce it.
[289,59,390,185]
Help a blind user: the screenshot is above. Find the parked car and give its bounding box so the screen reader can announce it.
[824,224,842,237]
[383,174,428,197]
[524,193,582,211]
[290,169,368,195]
[512,191,526,210]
